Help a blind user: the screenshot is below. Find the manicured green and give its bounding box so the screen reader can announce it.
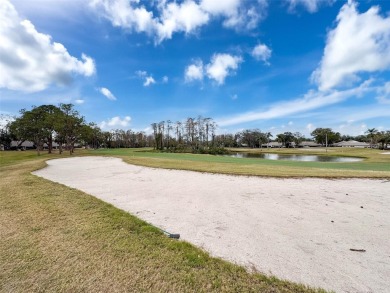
[90,147,390,177]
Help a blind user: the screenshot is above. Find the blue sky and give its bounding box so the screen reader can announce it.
[1,0,390,137]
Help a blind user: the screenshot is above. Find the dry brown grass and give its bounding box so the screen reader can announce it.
[0,154,327,293]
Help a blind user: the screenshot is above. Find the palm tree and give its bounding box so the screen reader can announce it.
[166,120,172,148]
[276,133,285,148]
[365,128,378,148]
[266,132,273,148]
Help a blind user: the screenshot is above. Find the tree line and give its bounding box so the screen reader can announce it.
[149,119,390,151]
[1,104,389,155]
[150,117,221,153]
[0,104,152,155]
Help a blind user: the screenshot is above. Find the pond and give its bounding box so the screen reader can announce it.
[227,153,363,162]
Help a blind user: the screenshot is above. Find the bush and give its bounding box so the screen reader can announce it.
[155,145,230,155]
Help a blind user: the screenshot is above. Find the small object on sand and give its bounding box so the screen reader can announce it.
[158,227,180,239]
[350,248,366,252]
[331,220,334,223]
[360,206,363,208]
[346,193,348,195]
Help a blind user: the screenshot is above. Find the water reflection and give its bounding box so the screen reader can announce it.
[228,153,363,162]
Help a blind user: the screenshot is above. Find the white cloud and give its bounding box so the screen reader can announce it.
[225,3,268,31]
[185,60,204,82]
[143,76,156,87]
[377,81,390,104]
[99,87,116,100]
[90,0,155,34]
[90,0,268,43]
[336,121,370,136]
[0,0,96,92]
[251,43,272,64]
[200,0,241,15]
[185,54,243,85]
[75,99,85,104]
[162,76,169,83]
[231,94,238,100]
[206,53,243,85]
[100,116,131,130]
[286,0,335,13]
[217,80,373,126]
[136,70,156,86]
[155,0,210,43]
[201,0,267,30]
[312,1,390,91]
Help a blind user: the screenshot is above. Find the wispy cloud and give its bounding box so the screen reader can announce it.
[99,116,131,130]
[90,0,268,44]
[98,87,116,100]
[286,0,335,13]
[217,80,373,127]
[136,70,156,87]
[377,81,390,104]
[74,99,85,104]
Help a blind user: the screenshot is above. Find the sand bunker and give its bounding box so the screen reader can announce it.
[33,156,390,292]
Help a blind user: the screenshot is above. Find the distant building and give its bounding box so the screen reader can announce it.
[300,141,322,147]
[333,140,371,148]
[10,141,60,150]
[261,142,283,148]
[261,141,322,148]
[10,141,35,150]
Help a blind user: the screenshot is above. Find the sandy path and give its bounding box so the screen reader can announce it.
[33,157,390,292]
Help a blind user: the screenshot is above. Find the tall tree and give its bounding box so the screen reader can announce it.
[166,120,172,149]
[365,128,378,148]
[283,132,295,148]
[276,133,286,148]
[9,107,47,155]
[57,104,85,154]
[311,128,341,146]
[265,132,273,148]
[376,131,390,150]
[34,105,63,153]
[293,132,305,147]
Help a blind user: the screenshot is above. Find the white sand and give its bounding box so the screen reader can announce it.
[33,156,390,293]
[381,152,390,155]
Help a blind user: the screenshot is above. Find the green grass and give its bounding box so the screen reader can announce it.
[1,146,388,291]
[0,150,51,166]
[88,147,390,178]
[0,151,328,292]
